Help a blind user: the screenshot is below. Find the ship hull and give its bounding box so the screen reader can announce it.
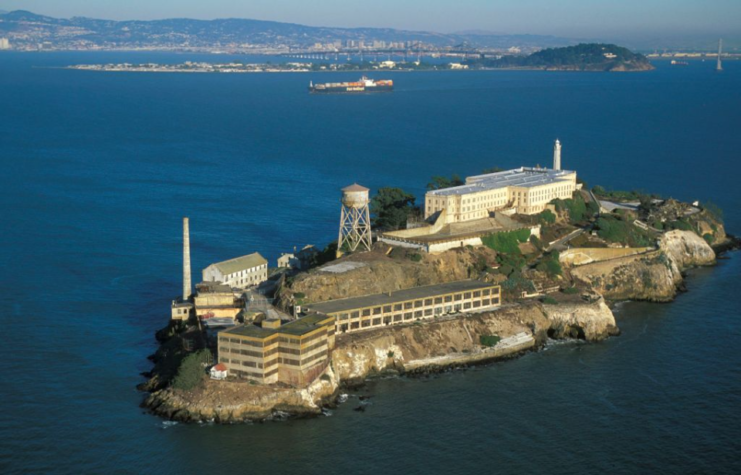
[309,85,393,94]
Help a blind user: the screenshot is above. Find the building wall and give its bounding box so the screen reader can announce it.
[203,263,268,288]
[326,285,502,334]
[216,316,335,386]
[425,172,577,222]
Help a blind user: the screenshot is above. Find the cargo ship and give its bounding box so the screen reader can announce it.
[309,76,393,93]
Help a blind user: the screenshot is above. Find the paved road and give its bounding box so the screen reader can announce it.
[546,228,585,252]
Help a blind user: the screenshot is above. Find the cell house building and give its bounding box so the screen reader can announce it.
[304,280,502,334]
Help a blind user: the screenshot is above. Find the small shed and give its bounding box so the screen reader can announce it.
[210,363,228,380]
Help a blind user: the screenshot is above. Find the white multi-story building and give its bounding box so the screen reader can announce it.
[0,38,11,50]
[202,252,268,289]
[425,140,578,223]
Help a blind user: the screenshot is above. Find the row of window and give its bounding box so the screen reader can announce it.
[335,288,498,320]
[337,297,500,333]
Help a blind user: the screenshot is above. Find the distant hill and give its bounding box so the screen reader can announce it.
[0,10,577,51]
[467,43,655,71]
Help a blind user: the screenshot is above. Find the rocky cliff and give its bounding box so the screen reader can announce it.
[333,298,617,383]
[570,230,715,302]
[278,244,497,308]
[144,364,340,423]
[145,298,617,422]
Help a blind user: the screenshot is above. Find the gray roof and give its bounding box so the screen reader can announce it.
[208,252,267,275]
[304,280,497,315]
[429,167,575,196]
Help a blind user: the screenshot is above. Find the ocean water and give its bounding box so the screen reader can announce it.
[0,52,740,474]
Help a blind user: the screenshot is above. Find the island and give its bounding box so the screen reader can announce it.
[139,140,734,422]
[465,43,655,71]
[67,44,654,75]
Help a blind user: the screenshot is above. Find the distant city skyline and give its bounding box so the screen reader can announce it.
[1,0,739,38]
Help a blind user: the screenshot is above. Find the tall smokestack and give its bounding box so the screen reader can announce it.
[183,217,192,300]
[553,139,562,171]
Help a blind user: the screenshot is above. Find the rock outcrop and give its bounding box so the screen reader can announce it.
[570,230,715,302]
[144,299,618,422]
[278,245,497,307]
[144,364,340,423]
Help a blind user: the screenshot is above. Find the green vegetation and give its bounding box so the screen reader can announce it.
[594,215,654,247]
[172,349,211,391]
[537,209,556,225]
[666,218,693,232]
[529,234,543,251]
[592,186,662,203]
[541,296,558,305]
[293,292,305,299]
[482,229,531,255]
[536,251,562,277]
[408,253,423,262]
[466,44,653,71]
[426,174,464,191]
[370,187,418,231]
[552,193,588,223]
[703,233,715,245]
[479,335,501,347]
[387,351,395,358]
[562,286,579,295]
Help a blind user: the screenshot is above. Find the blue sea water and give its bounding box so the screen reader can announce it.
[0,52,740,474]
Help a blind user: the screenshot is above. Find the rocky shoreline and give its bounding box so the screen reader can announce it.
[141,228,732,423]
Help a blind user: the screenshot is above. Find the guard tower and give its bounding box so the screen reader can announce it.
[337,184,372,258]
[553,139,562,171]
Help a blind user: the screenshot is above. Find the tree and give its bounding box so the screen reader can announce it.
[426,174,464,191]
[370,187,418,231]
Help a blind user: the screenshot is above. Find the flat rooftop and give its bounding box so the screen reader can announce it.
[220,313,332,340]
[429,167,575,196]
[304,280,496,315]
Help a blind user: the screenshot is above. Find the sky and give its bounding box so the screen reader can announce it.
[1,0,739,37]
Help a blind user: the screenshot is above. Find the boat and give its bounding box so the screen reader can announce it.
[670,60,689,66]
[309,76,393,93]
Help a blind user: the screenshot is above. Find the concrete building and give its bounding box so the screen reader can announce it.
[0,38,10,50]
[203,252,268,289]
[193,281,243,320]
[425,141,578,223]
[426,167,577,223]
[304,280,501,334]
[210,363,228,380]
[217,313,335,386]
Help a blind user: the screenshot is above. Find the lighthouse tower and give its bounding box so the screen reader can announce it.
[553,139,562,171]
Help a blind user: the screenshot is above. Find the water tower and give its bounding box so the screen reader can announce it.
[337,184,372,258]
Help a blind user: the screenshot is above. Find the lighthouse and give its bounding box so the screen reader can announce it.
[553,139,562,171]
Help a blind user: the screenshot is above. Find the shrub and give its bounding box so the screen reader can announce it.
[479,335,501,347]
[482,229,531,255]
[552,193,587,223]
[541,296,558,305]
[538,209,556,225]
[668,219,693,232]
[172,349,211,391]
[562,286,579,294]
[536,251,562,277]
[293,292,306,299]
[703,233,715,244]
[409,253,423,262]
[387,351,395,358]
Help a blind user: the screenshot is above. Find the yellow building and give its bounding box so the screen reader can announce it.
[217,314,335,386]
[425,166,578,223]
[193,281,243,320]
[304,280,502,334]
